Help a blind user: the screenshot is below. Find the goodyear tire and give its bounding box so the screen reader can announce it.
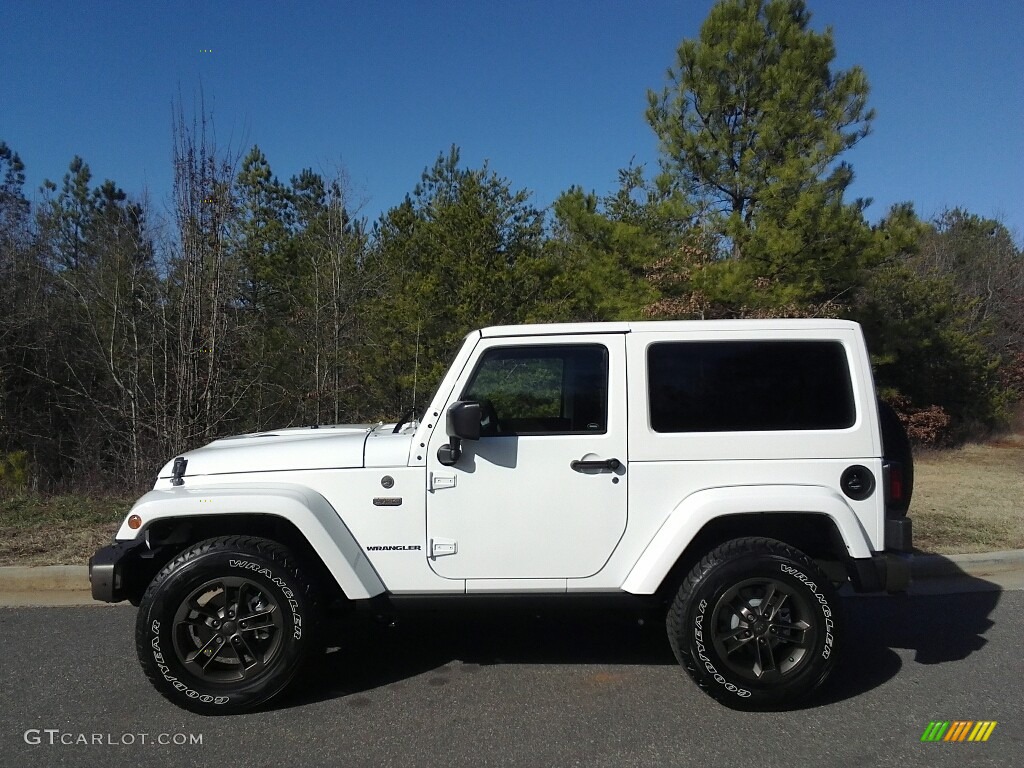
[667,537,839,710]
[135,536,318,715]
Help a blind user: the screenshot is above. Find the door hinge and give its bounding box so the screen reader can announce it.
[430,538,457,558]
[429,473,456,491]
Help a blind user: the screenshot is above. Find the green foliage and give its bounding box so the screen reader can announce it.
[854,205,1009,441]
[1,0,1020,492]
[858,262,1006,441]
[647,0,873,221]
[915,209,1023,370]
[0,450,30,491]
[364,146,546,416]
[646,0,875,307]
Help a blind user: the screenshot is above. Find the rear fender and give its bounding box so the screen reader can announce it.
[621,485,873,595]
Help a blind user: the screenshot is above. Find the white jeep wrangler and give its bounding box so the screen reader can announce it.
[91,319,913,714]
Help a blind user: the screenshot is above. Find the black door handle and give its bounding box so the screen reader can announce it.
[570,458,621,472]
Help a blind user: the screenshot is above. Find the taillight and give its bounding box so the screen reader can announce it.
[888,462,904,503]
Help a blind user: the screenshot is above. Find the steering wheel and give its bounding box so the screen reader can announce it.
[392,407,417,434]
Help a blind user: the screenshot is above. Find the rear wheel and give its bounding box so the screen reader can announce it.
[135,535,318,715]
[667,537,839,709]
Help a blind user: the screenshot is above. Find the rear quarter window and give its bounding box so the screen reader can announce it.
[647,340,856,432]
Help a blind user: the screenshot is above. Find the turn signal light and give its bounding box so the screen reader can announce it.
[127,514,142,530]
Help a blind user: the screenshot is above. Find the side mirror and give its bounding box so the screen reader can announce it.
[437,401,481,467]
[447,401,481,441]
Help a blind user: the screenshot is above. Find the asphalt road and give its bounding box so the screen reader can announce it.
[1,582,1021,768]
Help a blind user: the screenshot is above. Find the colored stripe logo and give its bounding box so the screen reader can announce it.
[921,721,997,742]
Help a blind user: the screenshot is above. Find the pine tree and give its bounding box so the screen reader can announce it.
[647,0,875,305]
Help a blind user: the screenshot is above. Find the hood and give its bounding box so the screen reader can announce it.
[158,424,378,480]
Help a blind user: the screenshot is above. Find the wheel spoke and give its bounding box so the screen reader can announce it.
[237,607,277,631]
[771,620,811,646]
[718,625,750,642]
[233,635,263,678]
[180,611,212,630]
[760,584,777,617]
[727,602,758,624]
[739,596,761,619]
[187,597,220,623]
[224,583,241,617]
[186,635,225,670]
[762,584,791,621]
[723,635,756,656]
[170,573,289,686]
[754,637,777,677]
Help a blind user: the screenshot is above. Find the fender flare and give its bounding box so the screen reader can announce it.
[621,485,873,595]
[115,483,386,600]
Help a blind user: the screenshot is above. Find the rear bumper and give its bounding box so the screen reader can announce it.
[89,540,148,603]
[849,551,912,593]
[848,516,914,593]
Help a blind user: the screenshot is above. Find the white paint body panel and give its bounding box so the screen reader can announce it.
[620,484,871,595]
[121,319,890,601]
[425,334,629,580]
[117,484,386,599]
[157,426,371,478]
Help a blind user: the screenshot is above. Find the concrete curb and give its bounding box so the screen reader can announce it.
[1,549,1023,596]
[912,549,1024,579]
[0,565,90,592]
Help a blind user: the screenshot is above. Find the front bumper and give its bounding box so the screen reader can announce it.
[89,540,148,602]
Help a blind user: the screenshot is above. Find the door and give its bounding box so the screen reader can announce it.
[426,334,627,579]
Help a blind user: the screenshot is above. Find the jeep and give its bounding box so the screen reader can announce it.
[90,319,913,713]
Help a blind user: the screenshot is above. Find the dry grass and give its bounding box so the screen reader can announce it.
[912,433,1024,554]
[0,493,130,566]
[0,437,1021,565]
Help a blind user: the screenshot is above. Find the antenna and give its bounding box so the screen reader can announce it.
[412,321,421,417]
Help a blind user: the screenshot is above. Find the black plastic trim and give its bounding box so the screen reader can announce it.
[848,552,912,593]
[885,517,914,552]
[88,540,149,603]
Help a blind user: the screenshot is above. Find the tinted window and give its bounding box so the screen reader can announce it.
[648,341,855,432]
[463,345,608,435]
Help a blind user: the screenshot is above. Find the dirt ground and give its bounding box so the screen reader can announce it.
[911,433,1024,554]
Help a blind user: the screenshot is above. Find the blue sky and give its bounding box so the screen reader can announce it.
[3,1,1022,241]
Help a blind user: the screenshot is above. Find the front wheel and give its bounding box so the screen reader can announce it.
[135,535,318,715]
[667,537,839,709]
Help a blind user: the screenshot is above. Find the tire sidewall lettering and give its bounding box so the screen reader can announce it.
[228,559,303,640]
[139,543,312,712]
[148,618,230,705]
[684,551,838,703]
[692,596,752,698]
[779,563,836,659]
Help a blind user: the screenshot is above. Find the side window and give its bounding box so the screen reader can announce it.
[463,345,608,435]
[648,341,855,432]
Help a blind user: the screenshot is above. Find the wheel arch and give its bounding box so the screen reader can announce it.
[621,485,873,597]
[115,484,385,604]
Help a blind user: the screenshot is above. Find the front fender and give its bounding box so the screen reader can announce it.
[116,483,386,600]
[621,485,873,595]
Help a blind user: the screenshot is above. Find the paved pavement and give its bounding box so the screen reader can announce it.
[0,586,1021,768]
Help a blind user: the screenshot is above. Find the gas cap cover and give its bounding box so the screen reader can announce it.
[840,465,875,501]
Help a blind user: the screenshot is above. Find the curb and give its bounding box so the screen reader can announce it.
[1,550,1023,595]
[0,565,90,592]
[912,549,1024,579]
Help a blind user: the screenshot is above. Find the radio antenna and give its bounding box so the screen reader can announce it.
[412,321,421,416]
